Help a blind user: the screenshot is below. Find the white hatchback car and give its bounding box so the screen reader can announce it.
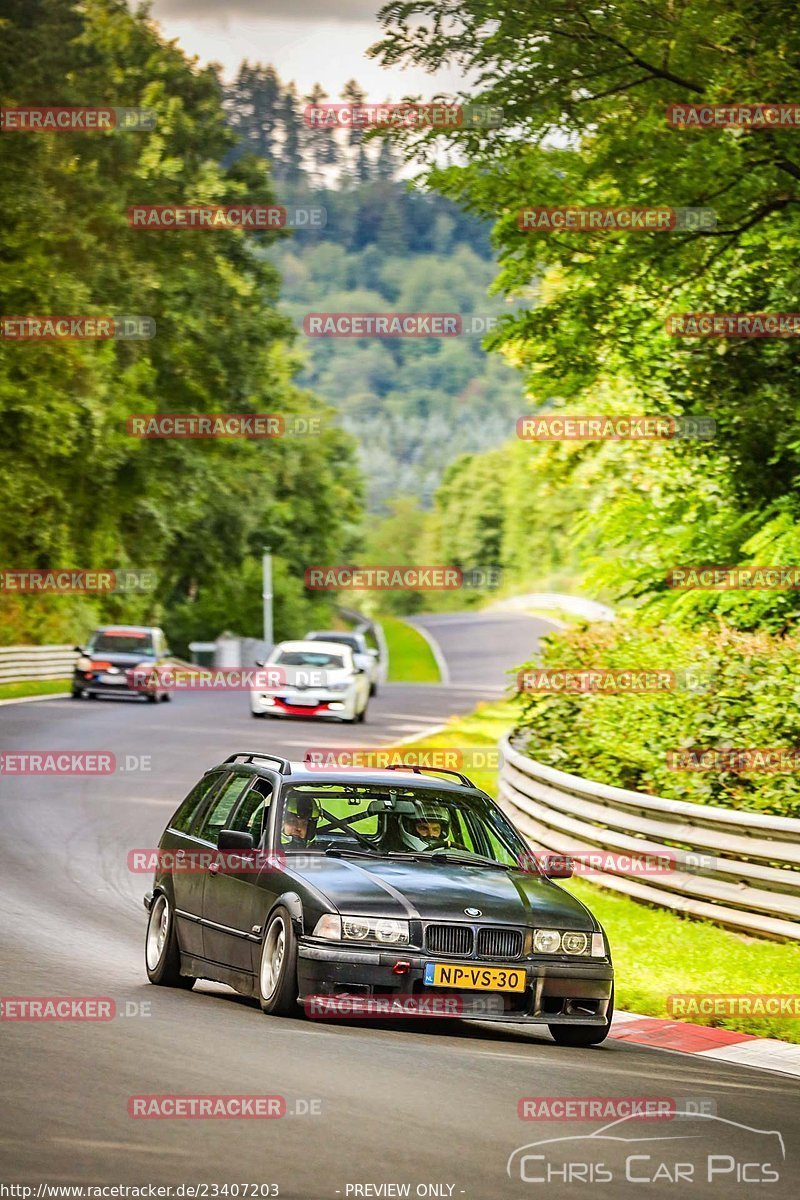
[251,640,370,723]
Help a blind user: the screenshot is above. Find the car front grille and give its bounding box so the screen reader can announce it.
[476,927,523,959]
[424,924,475,956]
[423,923,525,959]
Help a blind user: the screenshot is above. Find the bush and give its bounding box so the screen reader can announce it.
[515,620,800,818]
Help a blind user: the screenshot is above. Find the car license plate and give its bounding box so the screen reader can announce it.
[424,962,526,992]
[285,694,316,705]
[100,673,126,685]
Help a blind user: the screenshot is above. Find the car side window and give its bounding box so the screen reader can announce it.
[194,774,253,843]
[227,778,274,843]
[170,772,222,834]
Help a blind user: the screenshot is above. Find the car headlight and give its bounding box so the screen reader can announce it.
[533,929,562,954]
[313,914,410,945]
[327,681,350,692]
[76,656,91,671]
[562,932,588,955]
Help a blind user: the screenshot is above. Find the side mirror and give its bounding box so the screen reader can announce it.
[218,829,254,852]
[73,645,85,654]
[367,648,379,658]
[539,853,574,880]
[254,658,265,668]
[163,647,173,658]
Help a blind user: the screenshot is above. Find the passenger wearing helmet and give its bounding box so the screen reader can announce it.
[399,802,451,852]
[281,792,321,847]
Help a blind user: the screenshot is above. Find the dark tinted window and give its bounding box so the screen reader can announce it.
[90,631,155,656]
[228,778,274,843]
[195,774,253,843]
[170,771,222,833]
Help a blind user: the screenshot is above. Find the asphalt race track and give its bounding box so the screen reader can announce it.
[1,610,797,1198]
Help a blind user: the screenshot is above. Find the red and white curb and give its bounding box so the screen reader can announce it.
[611,1010,800,1078]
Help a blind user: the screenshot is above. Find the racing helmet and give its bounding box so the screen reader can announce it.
[282,791,321,845]
[399,801,451,852]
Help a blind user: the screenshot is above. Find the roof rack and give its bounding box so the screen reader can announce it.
[223,752,292,775]
[380,763,476,789]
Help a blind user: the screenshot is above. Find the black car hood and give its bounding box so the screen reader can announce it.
[286,856,595,930]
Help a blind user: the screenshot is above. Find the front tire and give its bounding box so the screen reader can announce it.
[549,987,614,1046]
[258,908,299,1016]
[71,686,83,699]
[145,892,194,988]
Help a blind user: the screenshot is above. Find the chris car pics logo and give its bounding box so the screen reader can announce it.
[507,1113,784,1185]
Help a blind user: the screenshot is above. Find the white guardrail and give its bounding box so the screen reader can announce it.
[498,735,800,942]
[0,644,78,684]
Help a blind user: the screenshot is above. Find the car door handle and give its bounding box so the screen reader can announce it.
[173,849,188,862]
[208,860,220,876]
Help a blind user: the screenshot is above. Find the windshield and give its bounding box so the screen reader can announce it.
[273,650,345,669]
[277,783,530,868]
[90,632,155,656]
[310,633,360,652]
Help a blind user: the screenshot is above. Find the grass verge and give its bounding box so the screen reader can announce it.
[379,615,441,683]
[0,678,71,701]
[397,697,800,1043]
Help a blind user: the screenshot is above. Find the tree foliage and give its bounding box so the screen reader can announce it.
[0,0,362,648]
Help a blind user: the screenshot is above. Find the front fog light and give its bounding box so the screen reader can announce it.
[562,932,588,955]
[591,932,606,957]
[533,929,562,954]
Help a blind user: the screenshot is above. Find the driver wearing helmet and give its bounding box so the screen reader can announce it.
[281,791,321,848]
[399,802,451,852]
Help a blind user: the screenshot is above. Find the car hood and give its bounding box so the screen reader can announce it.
[287,856,595,930]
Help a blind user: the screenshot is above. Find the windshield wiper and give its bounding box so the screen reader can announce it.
[387,851,514,869]
[324,847,387,859]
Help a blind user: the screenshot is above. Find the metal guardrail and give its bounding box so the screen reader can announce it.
[498,735,800,942]
[0,644,78,684]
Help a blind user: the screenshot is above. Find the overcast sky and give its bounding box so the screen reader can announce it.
[148,0,464,97]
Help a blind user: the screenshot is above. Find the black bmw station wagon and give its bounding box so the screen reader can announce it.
[144,753,614,1045]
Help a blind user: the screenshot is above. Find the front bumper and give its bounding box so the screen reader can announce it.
[296,941,613,1024]
[74,670,154,697]
[251,689,355,718]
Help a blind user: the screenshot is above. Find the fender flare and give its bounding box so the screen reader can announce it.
[262,891,305,939]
